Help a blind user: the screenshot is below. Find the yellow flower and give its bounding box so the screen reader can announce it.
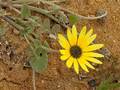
[58,25,104,74]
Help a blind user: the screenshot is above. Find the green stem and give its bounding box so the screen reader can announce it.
[24,35,34,50]
[1,16,24,31]
[13,4,68,28]
[28,35,59,53]
[41,45,59,53]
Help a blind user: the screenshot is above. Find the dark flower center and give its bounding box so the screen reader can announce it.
[70,45,82,58]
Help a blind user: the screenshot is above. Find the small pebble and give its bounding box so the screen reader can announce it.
[79,74,88,80]
[5,40,9,45]
[23,61,31,68]
[49,34,57,40]
[99,48,111,59]
[13,29,20,35]
[57,85,61,88]
[88,79,96,87]
[0,42,2,45]
[96,9,107,24]
[41,80,45,83]
[112,80,118,83]
[113,40,116,43]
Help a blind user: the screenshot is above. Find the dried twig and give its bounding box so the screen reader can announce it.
[32,70,36,90]
[38,0,107,20]
[11,0,37,5]
[49,0,66,4]
[1,0,108,29]
[11,0,107,22]
[11,0,107,20]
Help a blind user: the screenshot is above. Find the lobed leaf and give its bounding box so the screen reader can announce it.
[29,39,48,73]
[30,48,48,73]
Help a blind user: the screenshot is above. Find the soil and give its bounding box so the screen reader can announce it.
[0,0,120,90]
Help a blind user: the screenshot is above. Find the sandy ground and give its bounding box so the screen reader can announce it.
[0,0,120,90]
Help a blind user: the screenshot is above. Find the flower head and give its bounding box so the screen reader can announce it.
[58,25,104,74]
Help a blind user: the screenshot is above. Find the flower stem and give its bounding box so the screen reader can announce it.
[41,45,59,53]
[32,70,36,90]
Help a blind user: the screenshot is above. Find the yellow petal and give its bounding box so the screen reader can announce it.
[72,25,77,42]
[78,28,96,48]
[77,26,87,48]
[67,27,76,46]
[67,25,78,46]
[86,34,96,46]
[79,26,87,38]
[83,44,104,52]
[59,49,70,55]
[60,54,70,61]
[78,58,89,72]
[66,57,74,68]
[85,57,103,64]
[78,26,86,42]
[83,52,104,58]
[73,60,79,74]
[85,28,93,38]
[84,61,95,69]
[77,38,87,49]
[58,34,70,49]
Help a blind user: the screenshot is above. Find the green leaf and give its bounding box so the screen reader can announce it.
[33,39,41,49]
[49,5,60,14]
[69,14,79,25]
[15,18,27,27]
[109,83,120,89]
[30,47,48,73]
[31,16,42,26]
[29,38,48,73]
[97,78,120,90]
[25,26,33,33]
[97,78,111,90]
[20,26,33,36]
[21,4,31,19]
